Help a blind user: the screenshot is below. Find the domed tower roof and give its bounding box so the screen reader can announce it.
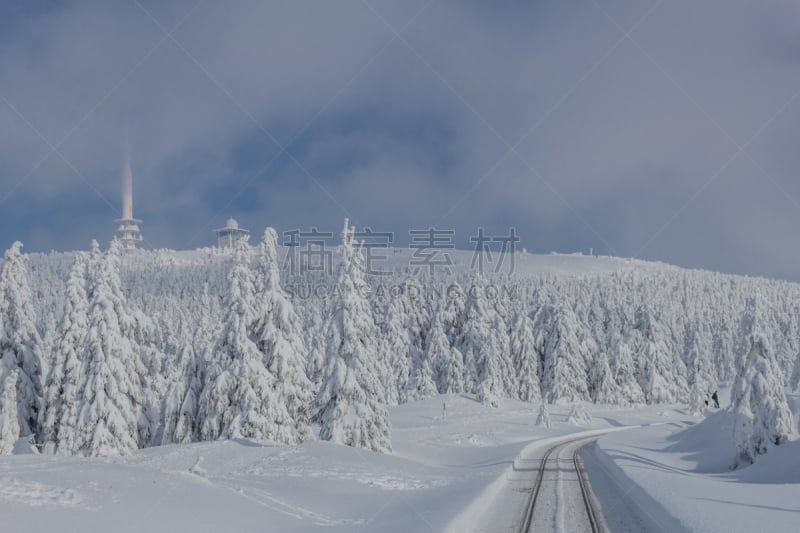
[214,217,250,247]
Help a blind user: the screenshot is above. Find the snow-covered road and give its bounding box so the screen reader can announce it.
[464,426,647,533]
[522,435,604,533]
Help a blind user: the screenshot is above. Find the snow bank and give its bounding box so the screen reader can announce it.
[592,404,800,533]
[666,410,738,472]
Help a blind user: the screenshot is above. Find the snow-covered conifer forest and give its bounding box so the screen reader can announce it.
[1,221,799,458]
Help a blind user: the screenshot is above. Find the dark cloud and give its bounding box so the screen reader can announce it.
[1,0,800,280]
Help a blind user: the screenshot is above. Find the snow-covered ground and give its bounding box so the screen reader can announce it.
[2,391,797,533]
[0,395,684,532]
[589,389,800,533]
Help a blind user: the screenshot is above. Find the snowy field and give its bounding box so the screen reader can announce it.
[0,395,687,533]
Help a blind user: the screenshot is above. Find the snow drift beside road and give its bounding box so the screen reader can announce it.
[592,393,800,533]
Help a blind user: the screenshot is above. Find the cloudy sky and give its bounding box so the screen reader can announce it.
[2,0,800,280]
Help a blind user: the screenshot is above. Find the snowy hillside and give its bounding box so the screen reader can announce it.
[1,224,798,531]
[3,222,800,455]
[2,222,800,458]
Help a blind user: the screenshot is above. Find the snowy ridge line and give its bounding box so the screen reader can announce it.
[589,431,690,533]
[444,425,640,533]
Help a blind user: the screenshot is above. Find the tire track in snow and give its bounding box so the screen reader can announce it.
[521,435,609,533]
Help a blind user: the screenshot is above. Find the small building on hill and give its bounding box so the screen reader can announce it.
[214,217,249,248]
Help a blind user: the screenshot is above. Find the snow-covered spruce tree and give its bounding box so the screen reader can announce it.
[567,403,592,426]
[402,280,434,402]
[250,227,313,444]
[406,344,438,402]
[96,242,160,448]
[73,240,146,457]
[538,305,591,404]
[198,239,288,442]
[730,298,795,466]
[428,308,465,394]
[688,380,706,417]
[0,241,44,453]
[458,276,510,407]
[305,305,326,389]
[381,288,410,405]
[509,309,541,402]
[791,352,800,392]
[687,324,716,416]
[590,352,620,405]
[161,341,202,445]
[610,338,645,405]
[633,305,688,404]
[137,319,166,449]
[0,370,20,455]
[535,401,551,428]
[712,310,738,384]
[383,278,430,404]
[788,315,800,392]
[40,252,89,454]
[769,309,797,380]
[440,283,466,350]
[193,281,219,362]
[40,311,57,373]
[313,219,391,453]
